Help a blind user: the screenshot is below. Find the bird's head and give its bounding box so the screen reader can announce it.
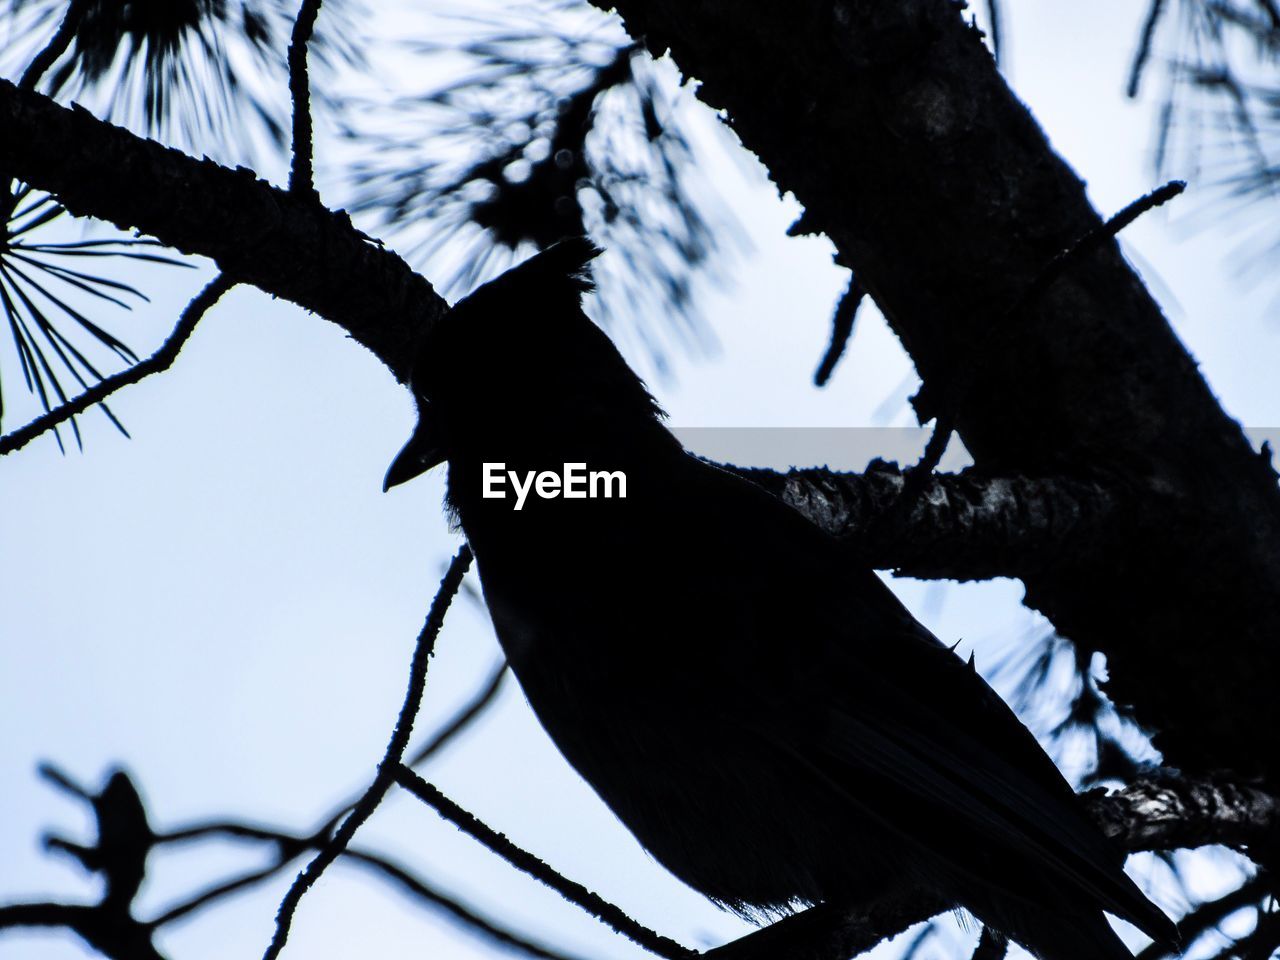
[383,238,665,492]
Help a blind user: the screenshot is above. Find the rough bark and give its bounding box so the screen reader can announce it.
[1091,774,1280,860]
[589,0,1280,782]
[737,461,1136,581]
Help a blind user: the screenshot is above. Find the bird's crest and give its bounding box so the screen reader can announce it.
[450,236,602,318]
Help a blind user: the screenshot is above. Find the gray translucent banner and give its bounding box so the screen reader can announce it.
[667,426,1280,473]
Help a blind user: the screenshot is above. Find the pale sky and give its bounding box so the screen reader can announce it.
[0,2,1273,959]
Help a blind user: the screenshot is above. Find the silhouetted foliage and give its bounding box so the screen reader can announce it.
[1129,0,1280,288]
[342,1,742,374]
[3,2,1280,960]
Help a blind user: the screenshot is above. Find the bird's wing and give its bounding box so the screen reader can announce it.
[681,461,1174,945]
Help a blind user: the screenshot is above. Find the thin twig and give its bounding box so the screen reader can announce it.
[311,658,508,841]
[890,414,953,515]
[19,0,89,91]
[160,658,505,846]
[890,180,1185,519]
[408,659,509,767]
[0,273,233,456]
[1135,873,1272,960]
[984,0,1003,67]
[813,276,865,387]
[393,765,695,960]
[1128,0,1169,97]
[149,820,581,960]
[288,0,324,197]
[345,850,588,960]
[150,860,290,927]
[261,545,472,960]
[1009,180,1186,319]
[37,761,93,799]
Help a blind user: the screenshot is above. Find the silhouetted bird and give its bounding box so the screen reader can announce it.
[385,239,1177,960]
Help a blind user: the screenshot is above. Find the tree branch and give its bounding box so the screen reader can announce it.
[701,772,1279,960]
[287,0,324,198]
[591,0,1280,783]
[737,462,1136,581]
[392,764,695,960]
[0,903,166,960]
[0,78,443,384]
[1091,775,1280,861]
[407,660,508,767]
[1136,874,1271,960]
[812,276,864,387]
[0,274,233,455]
[18,0,89,91]
[263,546,471,960]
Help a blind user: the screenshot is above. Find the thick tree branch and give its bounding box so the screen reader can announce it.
[593,0,1280,782]
[0,78,443,383]
[737,462,1136,581]
[1092,775,1280,860]
[705,773,1279,960]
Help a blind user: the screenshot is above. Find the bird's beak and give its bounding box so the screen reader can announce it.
[383,407,446,491]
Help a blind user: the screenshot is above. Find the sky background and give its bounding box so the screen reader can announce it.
[0,2,1274,959]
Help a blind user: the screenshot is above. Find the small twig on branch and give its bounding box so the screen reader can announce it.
[37,760,94,799]
[345,850,589,960]
[1127,0,1169,97]
[876,414,954,528]
[1010,180,1185,320]
[150,861,288,927]
[392,764,695,960]
[308,657,508,841]
[1243,905,1280,960]
[408,659,509,767]
[19,0,90,91]
[984,0,1003,66]
[0,273,233,456]
[147,818,584,960]
[288,0,324,197]
[262,544,472,960]
[150,656,507,919]
[1135,873,1272,960]
[898,180,1185,515]
[813,276,865,387]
